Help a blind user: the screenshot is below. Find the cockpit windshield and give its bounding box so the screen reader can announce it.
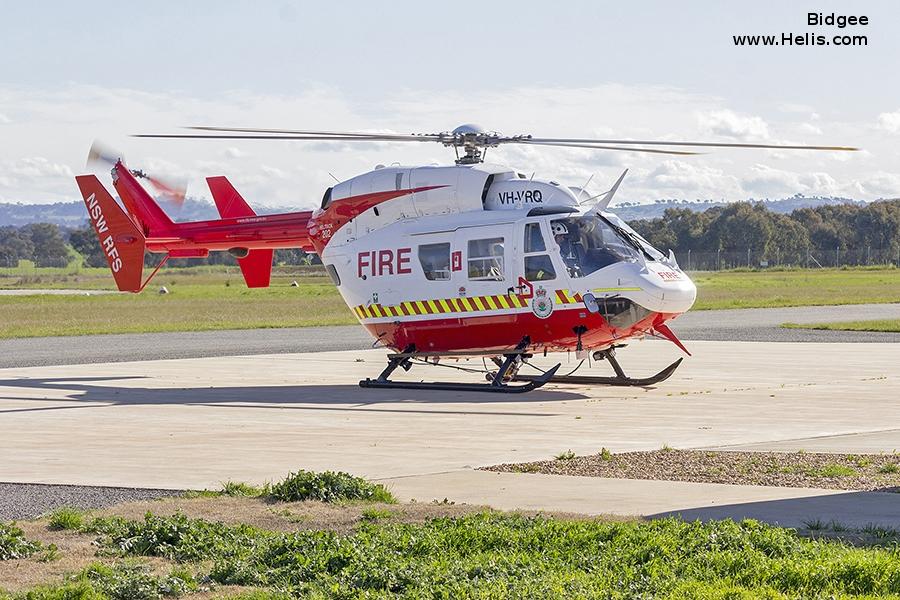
[603,212,668,262]
[550,215,643,278]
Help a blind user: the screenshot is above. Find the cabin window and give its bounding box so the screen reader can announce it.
[467,237,505,281]
[418,242,451,281]
[324,264,341,286]
[523,222,555,281]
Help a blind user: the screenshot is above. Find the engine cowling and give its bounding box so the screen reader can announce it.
[483,179,579,211]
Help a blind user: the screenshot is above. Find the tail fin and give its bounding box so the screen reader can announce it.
[75,175,146,292]
[111,162,176,237]
[207,176,273,288]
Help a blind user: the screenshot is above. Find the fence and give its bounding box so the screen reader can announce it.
[676,247,900,271]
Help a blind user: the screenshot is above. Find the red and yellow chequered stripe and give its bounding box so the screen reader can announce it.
[555,289,582,305]
[354,293,529,320]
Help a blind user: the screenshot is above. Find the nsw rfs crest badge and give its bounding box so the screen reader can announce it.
[531,287,554,319]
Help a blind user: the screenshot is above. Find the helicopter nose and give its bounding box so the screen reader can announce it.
[638,265,697,314]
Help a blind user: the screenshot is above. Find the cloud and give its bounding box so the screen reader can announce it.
[0,82,892,205]
[742,164,839,198]
[223,147,247,159]
[855,172,900,198]
[0,112,10,124]
[798,123,822,135]
[641,160,741,199]
[697,109,769,140]
[876,110,900,134]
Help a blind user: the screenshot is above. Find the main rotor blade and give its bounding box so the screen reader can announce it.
[519,141,701,156]
[133,134,439,142]
[524,137,859,151]
[186,126,442,141]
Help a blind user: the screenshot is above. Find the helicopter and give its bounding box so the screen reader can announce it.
[75,124,856,393]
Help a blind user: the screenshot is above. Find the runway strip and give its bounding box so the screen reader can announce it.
[0,303,897,368]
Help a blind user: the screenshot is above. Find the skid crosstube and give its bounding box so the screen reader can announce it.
[359,338,561,394]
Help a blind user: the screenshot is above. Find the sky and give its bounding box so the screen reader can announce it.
[2,0,899,209]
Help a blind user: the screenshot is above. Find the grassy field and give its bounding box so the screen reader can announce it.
[0,266,356,338]
[690,267,900,310]
[0,265,898,338]
[783,319,900,333]
[3,471,900,599]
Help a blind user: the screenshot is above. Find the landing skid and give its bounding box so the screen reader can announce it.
[514,349,683,387]
[359,339,561,394]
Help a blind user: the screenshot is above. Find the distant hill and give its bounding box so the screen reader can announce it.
[609,195,869,221]
[0,194,876,227]
[0,197,289,228]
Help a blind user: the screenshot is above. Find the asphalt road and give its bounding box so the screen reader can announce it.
[0,304,897,369]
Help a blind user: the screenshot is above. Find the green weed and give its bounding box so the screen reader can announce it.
[268,470,395,504]
[0,522,43,560]
[75,511,900,598]
[554,449,576,460]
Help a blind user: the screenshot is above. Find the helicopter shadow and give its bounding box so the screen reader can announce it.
[0,374,590,418]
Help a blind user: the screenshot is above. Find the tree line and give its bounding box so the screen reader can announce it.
[629,199,900,267]
[0,223,320,268]
[1,199,898,269]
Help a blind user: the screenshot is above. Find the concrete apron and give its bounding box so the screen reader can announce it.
[0,340,897,527]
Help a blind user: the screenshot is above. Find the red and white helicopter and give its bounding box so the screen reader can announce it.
[75,125,855,393]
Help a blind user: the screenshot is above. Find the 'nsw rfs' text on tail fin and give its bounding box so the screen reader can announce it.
[75,175,146,292]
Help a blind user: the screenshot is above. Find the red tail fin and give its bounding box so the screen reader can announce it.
[207,176,255,218]
[76,175,146,292]
[207,176,273,288]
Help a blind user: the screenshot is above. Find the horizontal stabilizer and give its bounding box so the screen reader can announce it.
[75,175,146,292]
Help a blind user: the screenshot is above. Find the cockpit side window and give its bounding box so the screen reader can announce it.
[467,237,505,281]
[551,216,642,278]
[524,223,546,253]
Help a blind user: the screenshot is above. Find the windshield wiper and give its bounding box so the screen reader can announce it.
[599,216,653,260]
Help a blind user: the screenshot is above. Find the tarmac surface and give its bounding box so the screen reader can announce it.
[1,303,898,368]
[1,339,897,527]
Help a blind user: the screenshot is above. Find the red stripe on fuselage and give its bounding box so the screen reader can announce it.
[362,308,683,353]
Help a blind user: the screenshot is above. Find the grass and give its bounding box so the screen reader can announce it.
[689,267,900,310]
[0,266,354,339]
[554,449,576,460]
[47,507,86,531]
[815,463,858,478]
[0,265,897,338]
[783,319,900,333]
[22,511,900,598]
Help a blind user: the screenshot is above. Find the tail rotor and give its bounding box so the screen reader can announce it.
[87,140,187,206]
